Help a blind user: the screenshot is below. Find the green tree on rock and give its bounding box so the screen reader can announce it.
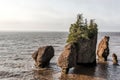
[67,14,98,43]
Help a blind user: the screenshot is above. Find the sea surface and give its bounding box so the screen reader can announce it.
[0,32,120,80]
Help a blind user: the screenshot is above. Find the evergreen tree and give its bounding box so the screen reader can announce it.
[67,14,98,43]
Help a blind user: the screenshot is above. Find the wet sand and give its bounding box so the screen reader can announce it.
[31,63,111,80]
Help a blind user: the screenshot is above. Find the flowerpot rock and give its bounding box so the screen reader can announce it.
[57,43,77,74]
[67,14,98,66]
[97,36,110,62]
[32,46,54,68]
[58,14,98,73]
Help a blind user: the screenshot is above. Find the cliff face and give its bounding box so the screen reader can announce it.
[76,34,97,64]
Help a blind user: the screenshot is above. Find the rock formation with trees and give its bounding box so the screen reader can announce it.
[67,14,97,43]
[58,14,98,73]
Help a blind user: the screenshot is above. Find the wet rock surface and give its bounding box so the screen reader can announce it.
[76,34,97,65]
[32,46,54,68]
[97,36,110,62]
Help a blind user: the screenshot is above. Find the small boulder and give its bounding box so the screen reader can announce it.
[97,36,110,62]
[112,53,118,65]
[32,46,54,68]
[57,43,77,74]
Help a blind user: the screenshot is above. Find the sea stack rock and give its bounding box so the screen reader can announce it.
[58,14,98,73]
[67,14,98,66]
[32,46,54,68]
[57,43,77,74]
[112,53,118,65]
[97,36,110,62]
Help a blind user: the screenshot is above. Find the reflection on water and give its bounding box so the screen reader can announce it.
[32,63,120,80]
[60,66,97,80]
[95,63,109,79]
[33,69,54,80]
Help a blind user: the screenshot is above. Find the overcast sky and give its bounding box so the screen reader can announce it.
[0,0,120,32]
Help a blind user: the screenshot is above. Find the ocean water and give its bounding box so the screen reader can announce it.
[0,32,120,80]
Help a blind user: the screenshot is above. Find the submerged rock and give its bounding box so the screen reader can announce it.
[97,36,110,62]
[112,53,118,65]
[57,43,77,74]
[32,46,54,68]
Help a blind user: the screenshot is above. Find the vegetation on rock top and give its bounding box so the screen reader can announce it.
[67,14,98,43]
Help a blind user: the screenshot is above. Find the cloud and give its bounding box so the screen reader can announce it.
[0,0,120,31]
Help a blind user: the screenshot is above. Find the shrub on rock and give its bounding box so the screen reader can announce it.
[67,14,97,43]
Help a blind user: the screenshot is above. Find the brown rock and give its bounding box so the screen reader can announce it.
[32,46,54,68]
[97,36,110,62]
[58,34,97,74]
[112,53,118,65]
[57,43,77,73]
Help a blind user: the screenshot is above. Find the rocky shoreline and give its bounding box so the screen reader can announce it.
[31,14,119,80]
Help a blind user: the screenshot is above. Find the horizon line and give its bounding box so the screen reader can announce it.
[0,30,120,33]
